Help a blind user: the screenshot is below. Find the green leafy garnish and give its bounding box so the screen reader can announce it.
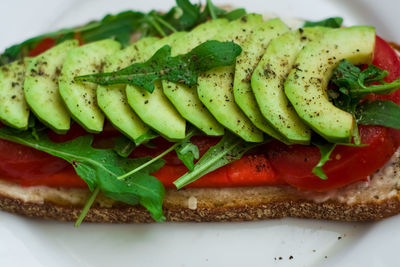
[303,17,343,28]
[175,138,199,171]
[332,59,400,98]
[134,130,159,145]
[356,100,400,129]
[311,139,336,180]
[0,11,146,65]
[113,135,136,157]
[173,132,259,189]
[0,126,165,222]
[74,40,242,93]
[1,0,246,65]
[330,59,400,144]
[118,128,198,180]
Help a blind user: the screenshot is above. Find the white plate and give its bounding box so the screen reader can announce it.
[1,0,400,266]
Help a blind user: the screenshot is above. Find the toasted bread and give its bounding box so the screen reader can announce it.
[0,149,399,223]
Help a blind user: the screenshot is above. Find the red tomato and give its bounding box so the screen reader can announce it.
[266,126,396,191]
[152,154,281,188]
[28,37,56,57]
[367,35,400,104]
[17,166,87,188]
[0,138,69,180]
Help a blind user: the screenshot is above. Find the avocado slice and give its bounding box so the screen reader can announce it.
[284,26,375,143]
[251,27,327,144]
[97,37,159,144]
[197,14,264,142]
[125,32,187,140]
[0,59,30,130]
[233,18,289,142]
[59,39,121,133]
[162,19,228,136]
[24,40,78,133]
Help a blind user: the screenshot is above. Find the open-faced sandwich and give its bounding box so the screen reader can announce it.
[0,0,400,225]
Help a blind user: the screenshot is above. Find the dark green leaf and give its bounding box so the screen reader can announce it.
[356,100,400,129]
[331,59,400,143]
[135,130,159,145]
[304,17,343,28]
[311,138,336,180]
[173,132,259,189]
[175,0,201,29]
[0,126,165,221]
[175,140,199,171]
[331,59,361,92]
[113,135,136,157]
[221,9,247,21]
[203,0,227,20]
[0,11,146,65]
[74,40,242,92]
[358,64,388,85]
[81,11,146,47]
[332,60,400,98]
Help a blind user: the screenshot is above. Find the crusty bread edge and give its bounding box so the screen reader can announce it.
[1,192,400,223]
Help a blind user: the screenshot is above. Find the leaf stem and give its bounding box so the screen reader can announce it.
[207,0,217,20]
[173,138,243,189]
[117,143,178,180]
[148,17,167,37]
[154,15,178,33]
[75,187,100,227]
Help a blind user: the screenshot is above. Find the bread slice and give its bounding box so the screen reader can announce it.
[1,19,399,223]
[0,148,399,223]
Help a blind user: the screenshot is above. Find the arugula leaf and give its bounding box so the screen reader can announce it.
[303,17,343,28]
[0,11,146,65]
[221,9,247,21]
[0,126,165,221]
[74,40,242,93]
[331,59,400,98]
[117,128,198,180]
[356,100,400,129]
[330,60,400,143]
[135,130,159,145]
[175,139,199,171]
[113,135,136,157]
[311,138,336,180]
[173,132,259,189]
[198,0,246,22]
[204,0,227,20]
[175,0,201,29]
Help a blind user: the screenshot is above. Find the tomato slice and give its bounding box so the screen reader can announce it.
[367,35,400,105]
[0,138,69,180]
[266,126,396,191]
[28,37,56,57]
[17,166,87,188]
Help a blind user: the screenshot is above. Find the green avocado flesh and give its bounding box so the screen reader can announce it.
[97,37,159,143]
[24,40,78,133]
[59,39,121,133]
[251,27,327,144]
[233,18,289,142]
[284,26,375,143]
[0,59,30,130]
[125,32,187,140]
[0,16,377,146]
[197,14,264,142]
[162,19,227,136]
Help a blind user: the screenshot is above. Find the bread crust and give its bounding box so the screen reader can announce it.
[1,191,400,223]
